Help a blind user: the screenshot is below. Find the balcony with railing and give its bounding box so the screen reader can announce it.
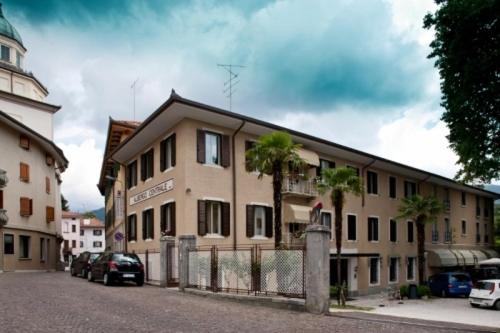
[444,230,452,243]
[282,177,318,198]
[431,230,439,243]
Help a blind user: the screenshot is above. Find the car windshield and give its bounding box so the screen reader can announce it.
[112,253,140,263]
[475,281,495,290]
[89,253,100,262]
[450,274,469,282]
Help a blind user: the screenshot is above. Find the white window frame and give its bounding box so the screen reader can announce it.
[320,211,333,240]
[19,235,31,259]
[388,257,399,284]
[368,216,379,243]
[254,206,266,237]
[205,132,221,166]
[369,257,380,286]
[346,213,357,242]
[206,201,222,236]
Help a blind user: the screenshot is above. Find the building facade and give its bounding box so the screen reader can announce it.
[60,211,81,263]
[79,218,105,253]
[98,119,140,252]
[0,4,67,272]
[107,91,498,295]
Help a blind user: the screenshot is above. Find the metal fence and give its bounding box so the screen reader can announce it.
[188,245,305,298]
[134,245,179,286]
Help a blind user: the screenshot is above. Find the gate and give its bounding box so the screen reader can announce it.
[166,243,179,287]
[187,245,305,298]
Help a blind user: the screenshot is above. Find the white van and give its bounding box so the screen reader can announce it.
[469,280,500,310]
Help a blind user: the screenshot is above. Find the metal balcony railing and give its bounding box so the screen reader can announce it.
[282,177,318,197]
[444,231,452,243]
[431,231,439,243]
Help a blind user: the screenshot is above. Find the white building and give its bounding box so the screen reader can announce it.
[60,211,81,263]
[79,218,105,253]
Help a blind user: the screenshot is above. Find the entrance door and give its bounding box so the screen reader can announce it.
[330,258,348,287]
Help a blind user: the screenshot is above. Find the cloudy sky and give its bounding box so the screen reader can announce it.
[3,0,470,211]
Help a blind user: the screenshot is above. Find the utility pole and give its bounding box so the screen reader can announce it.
[217,64,245,111]
[131,78,139,120]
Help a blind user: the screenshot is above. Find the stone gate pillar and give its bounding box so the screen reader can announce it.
[160,236,176,288]
[178,235,196,291]
[305,224,330,314]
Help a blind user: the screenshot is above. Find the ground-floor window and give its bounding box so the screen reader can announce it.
[206,201,222,235]
[389,257,398,283]
[128,214,137,241]
[369,257,380,285]
[142,208,154,240]
[19,235,31,259]
[407,257,416,281]
[40,238,46,261]
[4,234,14,254]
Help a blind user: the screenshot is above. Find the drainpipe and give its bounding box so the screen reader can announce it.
[361,159,376,207]
[232,120,246,249]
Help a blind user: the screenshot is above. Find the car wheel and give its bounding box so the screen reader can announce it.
[470,303,480,308]
[136,279,144,287]
[495,300,500,311]
[103,273,112,286]
[87,271,94,282]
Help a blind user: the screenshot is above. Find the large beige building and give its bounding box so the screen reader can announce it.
[0,4,67,272]
[106,91,498,295]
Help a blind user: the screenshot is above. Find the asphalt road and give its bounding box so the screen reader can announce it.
[0,272,495,333]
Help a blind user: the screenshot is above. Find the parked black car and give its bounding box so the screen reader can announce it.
[70,251,102,278]
[87,252,144,286]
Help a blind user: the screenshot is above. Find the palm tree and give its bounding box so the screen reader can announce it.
[317,167,363,305]
[397,195,442,285]
[246,131,304,248]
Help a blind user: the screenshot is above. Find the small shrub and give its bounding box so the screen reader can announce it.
[399,284,409,298]
[417,285,431,298]
[330,286,339,297]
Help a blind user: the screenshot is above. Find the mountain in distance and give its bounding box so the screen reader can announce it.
[90,207,105,221]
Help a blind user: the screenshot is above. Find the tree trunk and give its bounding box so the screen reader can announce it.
[333,189,344,305]
[416,218,426,285]
[272,162,283,248]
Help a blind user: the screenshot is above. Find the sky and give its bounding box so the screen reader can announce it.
[2,0,477,212]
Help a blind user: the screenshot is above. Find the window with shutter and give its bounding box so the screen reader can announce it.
[389,176,397,199]
[347,214,357,241]
[128,214,137,241]
[367,171,378,195]
[198,200,207,236]
[390,219,397,242]
[140,150,154,181]
[19,134,30,150]
[246,205,255,238]
[45,154,54,166]
[321,212,332,239]
[368,217,379,242]
[265,206,273,238]
[20,163,30,182]
[46,206,55,223]
[254,206,265,237]
[127,160,138,189]
[45,177,50,194]
[221,202,230,236]
[160,202,176,236]
[160,134,176,171]
[404,181,417,198]
[317,159,335,178]
[204,132,222,166]
[20,197,32,216]
[142,209,154,240]
[221,135,230,167]
[197,129,206,164]
[0,190,3,209]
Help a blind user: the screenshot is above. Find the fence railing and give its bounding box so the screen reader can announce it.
[188,245,305,298]
[431,231,439,243]
[282,177,318,197]
[444,231,452,243]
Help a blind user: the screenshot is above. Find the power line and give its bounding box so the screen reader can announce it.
[217,64,245,111]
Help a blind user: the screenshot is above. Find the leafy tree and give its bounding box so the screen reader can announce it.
[61,194,69,212]
[317,167,363,306]
[246,131,304,248]
[424,0,500,183]
[81,211,96,219]
[397,195,442,284]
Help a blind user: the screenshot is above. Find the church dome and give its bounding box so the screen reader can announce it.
[0,3,23,47]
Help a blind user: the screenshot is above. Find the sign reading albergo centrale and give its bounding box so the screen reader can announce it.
[129,179,174,205]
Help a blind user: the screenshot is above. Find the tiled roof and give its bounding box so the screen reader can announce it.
[62,211,81,219]
[80,218,104,228]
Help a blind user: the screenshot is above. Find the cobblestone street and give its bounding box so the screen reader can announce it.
[0,272,496,333]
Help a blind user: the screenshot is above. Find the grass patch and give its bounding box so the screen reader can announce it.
[329,304,374,311]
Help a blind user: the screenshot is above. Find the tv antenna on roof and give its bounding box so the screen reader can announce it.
[131,78,139,120]
[217,64,245,111]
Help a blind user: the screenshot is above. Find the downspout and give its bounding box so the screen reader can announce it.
[232,120,246,249]
[361,159,376,207]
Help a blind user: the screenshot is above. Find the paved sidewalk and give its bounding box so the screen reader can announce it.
[341,294,500,329]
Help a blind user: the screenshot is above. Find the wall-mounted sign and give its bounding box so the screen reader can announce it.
[129,179,174,206]
[115,190,124,220]
[114,232,124,242]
